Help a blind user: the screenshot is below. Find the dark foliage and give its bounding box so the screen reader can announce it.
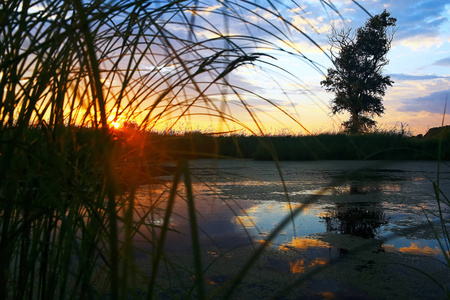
[156,131,450,161]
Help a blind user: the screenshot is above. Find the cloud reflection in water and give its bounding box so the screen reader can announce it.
[279,237,334,274]
[384,242,440,256]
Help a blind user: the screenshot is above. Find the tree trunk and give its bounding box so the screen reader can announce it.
[351,111,360,134]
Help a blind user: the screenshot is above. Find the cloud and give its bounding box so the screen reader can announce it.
[279,40,326,54]
[389,73,448,80]
[433,56,450,66]
[223,0,449,49]
[398,89,450,113]
[185,3,223,16]
[396,16,448,40]
[387,0,449,36]
[330,0,450,51]
[342,8,356,13]
[383,1,450,51]
[396,34,449,51]
[291,14,335,34]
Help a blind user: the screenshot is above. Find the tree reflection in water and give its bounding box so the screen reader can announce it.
[322,204,387,239]
[321,183,388,239]
[348,181,385,195]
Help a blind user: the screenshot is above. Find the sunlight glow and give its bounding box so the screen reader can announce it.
[111,121,122,129]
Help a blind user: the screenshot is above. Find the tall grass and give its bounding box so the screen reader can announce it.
[0,1,411,299]
[422,108,450,298]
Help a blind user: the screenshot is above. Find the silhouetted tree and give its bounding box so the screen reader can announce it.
[321,10,396,134]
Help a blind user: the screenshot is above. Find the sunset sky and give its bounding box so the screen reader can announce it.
[185,0,450,135]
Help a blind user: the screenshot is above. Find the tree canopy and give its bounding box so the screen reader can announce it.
[321,10,397,134]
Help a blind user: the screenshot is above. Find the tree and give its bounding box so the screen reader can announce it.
[321,10,396,134]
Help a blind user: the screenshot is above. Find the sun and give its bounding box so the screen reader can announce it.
[111,121,122,129]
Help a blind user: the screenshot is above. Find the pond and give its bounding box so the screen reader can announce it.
[134,160,450,299]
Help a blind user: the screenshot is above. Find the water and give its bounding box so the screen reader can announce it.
[135,160,450,299]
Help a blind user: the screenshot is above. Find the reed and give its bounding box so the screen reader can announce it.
[422,110,450,298]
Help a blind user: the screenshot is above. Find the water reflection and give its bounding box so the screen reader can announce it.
[277,237,340,274]
[275,181,402,196]
[279,237,329,251]
[348,182,392,194]
[289,257,328,274]
[136,167,443,263]
[320,202,387,239]
[384,242,440,256]
[128,160,450,299]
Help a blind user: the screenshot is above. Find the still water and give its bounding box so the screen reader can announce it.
[135,160,450,299]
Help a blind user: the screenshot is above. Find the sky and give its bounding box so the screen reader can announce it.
[307,0,450,135]
[180,0,450,135]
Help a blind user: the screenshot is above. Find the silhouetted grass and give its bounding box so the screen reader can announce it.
[0,1,345,298]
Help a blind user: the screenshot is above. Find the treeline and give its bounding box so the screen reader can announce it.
[142,131,450,161]
[8,126,449,164]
